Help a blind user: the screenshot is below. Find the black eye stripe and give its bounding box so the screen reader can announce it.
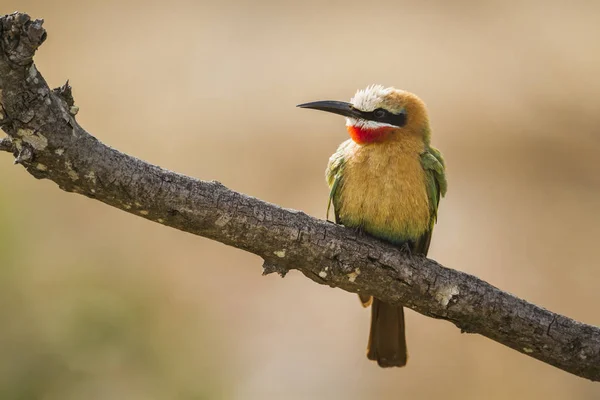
[373,109,386,118]
[362,108,407,127]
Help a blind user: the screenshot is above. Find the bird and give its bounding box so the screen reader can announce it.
[297,85,447,367]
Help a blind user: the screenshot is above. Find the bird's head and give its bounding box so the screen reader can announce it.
[298,85,430,145]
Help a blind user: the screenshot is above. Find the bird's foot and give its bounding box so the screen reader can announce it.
[354,225,365,236]
[400,242,413,258]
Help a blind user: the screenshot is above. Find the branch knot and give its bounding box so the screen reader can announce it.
[1,12,46,66]
[53,80,75,108]
[0,137,15,153]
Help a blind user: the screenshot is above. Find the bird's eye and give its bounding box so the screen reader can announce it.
[373,109,386,119]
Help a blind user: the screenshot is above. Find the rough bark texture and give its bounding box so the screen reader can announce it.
[1,12,599,381]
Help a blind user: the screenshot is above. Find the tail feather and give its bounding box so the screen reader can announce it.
[364,234,431,368]
[366,298,407,367]
[358,294,372,307]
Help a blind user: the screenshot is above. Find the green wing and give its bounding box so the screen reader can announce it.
[416,146,447,255]
[421,146,447,222]
[325,140,352,223]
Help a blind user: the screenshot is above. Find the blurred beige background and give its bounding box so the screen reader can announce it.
[1,0,600,398]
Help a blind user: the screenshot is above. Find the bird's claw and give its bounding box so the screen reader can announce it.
[400,242,413,258]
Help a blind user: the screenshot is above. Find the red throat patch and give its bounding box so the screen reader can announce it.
[347,125,393,144]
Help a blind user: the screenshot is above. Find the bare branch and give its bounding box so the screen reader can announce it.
[1,12,599,381]
[0,136,15,153]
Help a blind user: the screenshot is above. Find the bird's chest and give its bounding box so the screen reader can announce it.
[336,146,430,242]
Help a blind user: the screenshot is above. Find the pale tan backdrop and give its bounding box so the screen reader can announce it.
[1,0,599,399]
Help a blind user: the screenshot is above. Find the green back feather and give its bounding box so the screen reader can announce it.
[420,145,447,223]
[414,145,447,254]
[325,141,349,223]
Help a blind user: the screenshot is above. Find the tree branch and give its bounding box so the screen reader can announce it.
[1,12,599,381]
[0,136,14,153]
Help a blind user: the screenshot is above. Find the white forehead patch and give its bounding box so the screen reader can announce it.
[350,84,395,112]
[346,84,397,129]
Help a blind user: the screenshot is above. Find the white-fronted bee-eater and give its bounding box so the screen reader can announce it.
[298,85,447,367]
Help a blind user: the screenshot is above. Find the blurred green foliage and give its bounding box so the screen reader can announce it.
[0,196,225,399]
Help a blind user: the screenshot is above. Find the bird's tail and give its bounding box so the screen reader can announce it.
[366,298,408,367]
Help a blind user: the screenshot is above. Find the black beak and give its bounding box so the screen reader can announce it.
[296,100,364,119]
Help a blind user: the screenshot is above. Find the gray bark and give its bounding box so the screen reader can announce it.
[1,12,599,381]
